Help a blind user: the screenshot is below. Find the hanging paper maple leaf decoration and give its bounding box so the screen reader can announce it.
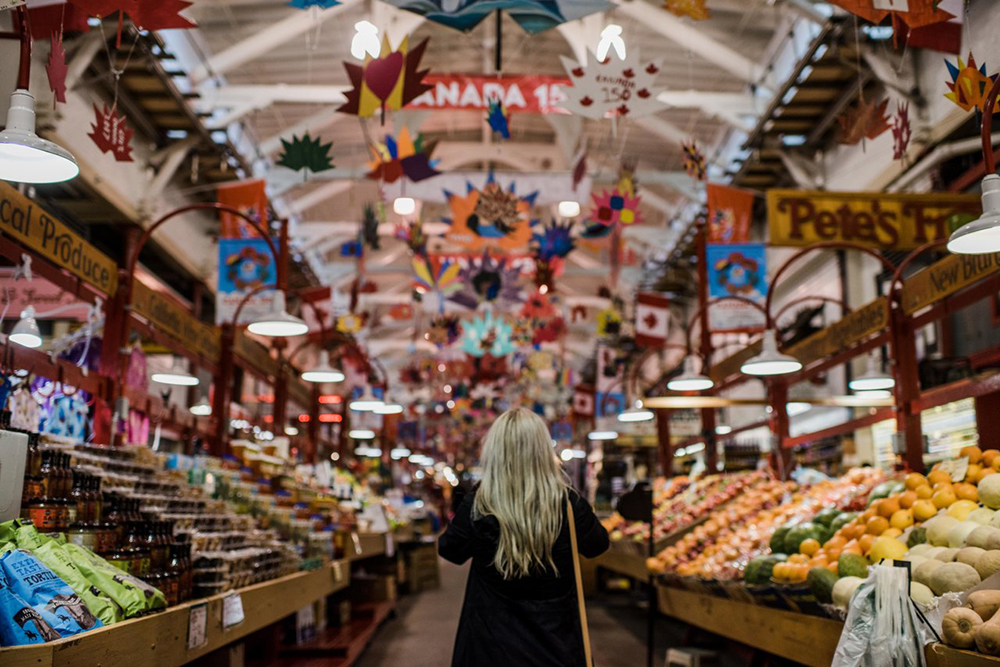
[339,36,432,123]
[560,48,665,120]
[891,101,912,161]
[362,202,381,251]
[366,127,439,183]
[277,132,334,175]
[681,140,707,181]
[945,54,1000,114]
[69,0,195,45]
[828,0,953,31]
[837,97,890,145]
[663,0,709,20]
[572,153,587,191]
[88,103,133,162]
[486,96,511,139]
[47,32,68,105]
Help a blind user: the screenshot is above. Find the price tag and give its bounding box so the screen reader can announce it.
[222,593,245,629]
[940,457,969,483]
[351,531,363,556]
[187,603,207,650]
[385,533,395,558]
[332,560,343,582]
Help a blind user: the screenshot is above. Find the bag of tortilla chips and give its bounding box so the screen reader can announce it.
[0,548,102,637]
[62,543,166,617]
[0,567,59,646]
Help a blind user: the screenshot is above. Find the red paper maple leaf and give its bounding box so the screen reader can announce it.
[837,97,890,145]
[47,33,68,105]
[622,68,634,78]
[645,63,659,75]
[69,0,194,44]
[88,103,134,162]
[571,67,585,77]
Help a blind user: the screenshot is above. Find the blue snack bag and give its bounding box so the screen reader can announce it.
[0,549,102,637]
[0,566,59,646]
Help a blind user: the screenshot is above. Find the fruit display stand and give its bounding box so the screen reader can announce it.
[0,560,349,667]
[349,531,389,561]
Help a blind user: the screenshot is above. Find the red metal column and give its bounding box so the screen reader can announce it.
[307,386,320,463]
[695,225,719,471]
[892,313,924,472]
[975,392,1000,450]
[655,409,673,476]
[212,324,236,456]
[272,340,289,436]
[770,382,792,479]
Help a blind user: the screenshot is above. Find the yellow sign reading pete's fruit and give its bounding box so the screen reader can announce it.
[767,190,980,250]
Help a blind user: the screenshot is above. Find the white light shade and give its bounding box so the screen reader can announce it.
[354,446,382,457]
[947,174,1000,254]
[667,357,715,392]
[301,350,345,383]
[9,306,42,348]
[715,425,732,435]
[787,401,811,416]
[151,360,200,386]
[246,291,309,337]
[285,425,299,435]
[618,406,654,422]
[855,389,893,399]
[849,356,895,391]
[351,20,380,60]
[740,329,802,376]
[189,398,212,416]
[0,90,79,184]
[393,197,416,216]
[390,447,411,459]
[558,200,581,218]
[349,429,376,440]
[349,387,384,411]
[588,430,618,441]
[374,402,404,415]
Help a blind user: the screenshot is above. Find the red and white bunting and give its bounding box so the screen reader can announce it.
[635,292,670,347]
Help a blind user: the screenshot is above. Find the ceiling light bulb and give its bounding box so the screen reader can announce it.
[740,329,802,376]
[151,359,199,386]
[666,357,715,392]
[350,429,376,440]
[374,402,404,415]
[715,425,732,435]
[588,430,618,441]
[246,291,309,337]
[558,200,581,218]
[849,355,895,391]
[0,90,79,184]
[301,350,345,383]
[947,174,1000,254]
[9,306,42,348]
[618,406,654,422]
[393,197,416,216]
[189,397,212,416]
[596,24,626,61]
[351,20,380,60]
[349,388,384,411]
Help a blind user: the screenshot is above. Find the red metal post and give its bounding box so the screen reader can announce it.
[308,386,321,463]
[769,382,792,479]
[893,312,924,471]
[695,225,719,471]
[212,324,236,456]
[655,409,673,476]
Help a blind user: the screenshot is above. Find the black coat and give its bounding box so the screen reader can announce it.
[438,488,610,667]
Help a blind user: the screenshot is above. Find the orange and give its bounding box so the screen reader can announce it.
[915,485,934,500]
[955,482,979,502]
[928,469,953,487]
[844,523,866,540]
[809,554,829,568]
[800,538,821,556]
[866,515,890,535]
[993,456,1000,471]
[933,481,954,492]
[878,497,901,518]
[859,534,875,554]
[966,464,983,484]
[978,468,997,484]
[825,547,842,562]
[983,449,1000,467]
[898,491,917,509]
[905,473,928,490]
[913,499,937,522]
[932,487,957,509]
[826,561,839,575]
[961,445,984,465]
[890,509,914,530]
[882,527,904,539]
[842,541,863,557]
[824,536,847,552]
[861,508,877,523]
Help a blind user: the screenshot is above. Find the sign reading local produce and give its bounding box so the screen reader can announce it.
[901,251,1000,315]
[131,280,221,363]
[234,330,280,379]
[785,296,889,367]
[767,189,980,250]
[408,74,569,114]
[0,181,118,296]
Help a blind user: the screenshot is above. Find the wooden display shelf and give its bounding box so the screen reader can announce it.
[926,645,1000,666]
[594,548,651,581]
[0,560,349,667]
[349,532,388,561]
[280,600,396,667]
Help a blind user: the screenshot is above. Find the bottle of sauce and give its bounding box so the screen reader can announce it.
[123,521,151,577]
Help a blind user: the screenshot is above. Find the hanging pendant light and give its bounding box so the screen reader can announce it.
[587,430,618,441]
[8,306,42,348]
[246,291,309,337]
[947,173,1000,254]
[349,429,376,440]
[666,357,715,392]
[618,400,654,423]
[189,397,212,416]
[151,359,199,386]
[374,394,404,415]
[301,350,345,383]
[849,355,895,391]
[0,90,79,184]
[349,387,384,412]
[740,329,802,376]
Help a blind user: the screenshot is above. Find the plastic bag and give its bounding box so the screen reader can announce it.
[0,567,59,646]
[0,549,101,638]
[62,543,166,617]
[833,564,926,667]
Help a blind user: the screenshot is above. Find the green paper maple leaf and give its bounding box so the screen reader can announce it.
[277,132,334,174]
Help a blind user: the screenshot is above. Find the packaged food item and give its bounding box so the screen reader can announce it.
[0,548,102,637]
[34,541,123,625]
[62,543,167,617]
[0,568,59,646]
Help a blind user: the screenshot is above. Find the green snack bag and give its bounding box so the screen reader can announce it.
[62,544,166,616]
[13,523,52,551]
[0,543,14,556]
[0,519,27,545]
[34,542,122,625]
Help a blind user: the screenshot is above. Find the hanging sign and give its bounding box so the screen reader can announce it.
[709,340,761,384]
[217,179,269,239]
[0,276,90,320]
[706,243,768,332]
[0,181,118,295]
[216,238,277,326]
[785,296,889,367]
[234,330,280,379]
[901,251,1000,315]
[288,377,313,410]
[131,281,221,363]
[408,74,569,114]
[767,189,980,250]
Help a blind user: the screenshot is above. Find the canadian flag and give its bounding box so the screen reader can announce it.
[635,292,670,347]
[572,385,595,417]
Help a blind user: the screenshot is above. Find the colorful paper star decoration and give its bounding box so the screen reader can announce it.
[682,140,707,181]
[827,0,954,31]
[428,314,461,347]
[412,255,461,312]
[451,252,523,310]
[338,36,432,122]
[277,132,334,174]
[945,54,1000,114]
[366,127,439,183]
[892,101,912,161]
[486,96,511,139]
[559,49,666,120]
[443,174,539,252]
[837,97,890,145]
[532,220,575,261]
[47,33,68,105]
[460,312,516,358]
[88,103,133,162]
[663,0,709,20]
[521,290,556,320]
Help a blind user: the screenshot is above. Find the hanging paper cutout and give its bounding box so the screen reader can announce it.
[572,153,587,191]
[395,220,426,255]
[532,219,575,261]
[596,307,622,337]
[663,0,709,20]
[47,32,68,105]
[362,202,381,251]
[341,240,362,257]
[945,54,1000,114]
[288,0,341,8]
[277,132,334,174]
[681,140,707,181]
[559,49,666,120]
[366,126,439,183]
[412,255,462,312]
[389,303,414,320]
[837,97,890,145]
[88,103,133,162]
[338,36,432,122]
[521,290,556,320]
[336,313,362,333]
[428,313,461,347]
[827,0,954,31]
[486,96,511,139]
[586,186,642,229]
[460,312,516,358]
[891,101,912,161]
[532,317,566,344]
[382,0,610,35]
[69,0,195,45]
[443,174,539,252]
[452,252,523,310]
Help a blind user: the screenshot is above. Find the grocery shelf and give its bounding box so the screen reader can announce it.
[927,645,1000,666]
[349,532,389,561]
[280,600,397,666]
[0,560,349,667]
[594,548,650,581]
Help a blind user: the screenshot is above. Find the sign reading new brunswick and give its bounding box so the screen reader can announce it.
[901,252,1000,315]
[0,181,118,295]
[131,281,220,362]
[767,190,980,250]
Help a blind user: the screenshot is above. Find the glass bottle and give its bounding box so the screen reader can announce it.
[68,471,85,526]
[123,522,151,577]
[144,520,168,573]
[163,543,183,606]
[89,476,103,526]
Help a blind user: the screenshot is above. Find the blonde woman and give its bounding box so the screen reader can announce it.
[439,408,609,666]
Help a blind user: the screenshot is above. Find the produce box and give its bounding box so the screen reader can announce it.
[776,583,827,617]
[702,578,728,599]
[350,574,397,605]
[721,579,755,605]
[747,584,797,611]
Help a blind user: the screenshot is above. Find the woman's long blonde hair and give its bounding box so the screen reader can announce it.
[473,408,566,579]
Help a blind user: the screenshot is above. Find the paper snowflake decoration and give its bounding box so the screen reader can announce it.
[338,36,432,122]
[277,132,334,174]
[428,314,462,347]
[596,307,623,337]
[521,290,556,320]
[891,101,912,161]
[559,49,666,120]
[47,33,68,105]
[88,103,133,162]
[532,220,575,262]
[366,126,439,183]
[486,96,511,139]
[663,0,709,20]
[451,252,523,310]
[837,97,890,145]
[443,174,539,251]
[681,140,707,181]
[460,312,516,358]
[945,54,1000,114]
